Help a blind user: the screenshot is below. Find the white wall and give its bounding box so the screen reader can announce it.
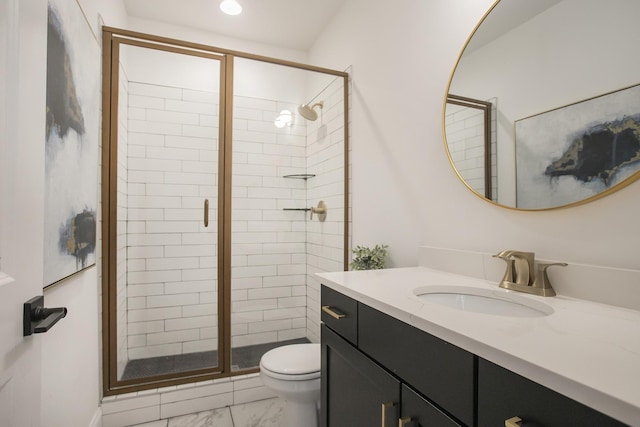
[1,1,47,426]
[126,16,308,66]
[308,0,640,277]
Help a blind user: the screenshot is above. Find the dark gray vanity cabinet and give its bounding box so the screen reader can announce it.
[358,303,475,426]
[478,359,627,427]
[321,325,400,426]
[321,286,465,427]
[321,286,358,345]
[320,285,630,427]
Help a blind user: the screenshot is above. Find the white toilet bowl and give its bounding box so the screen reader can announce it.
[259,343,321,427]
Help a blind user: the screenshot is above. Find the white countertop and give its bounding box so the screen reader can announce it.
[318,266,640,426]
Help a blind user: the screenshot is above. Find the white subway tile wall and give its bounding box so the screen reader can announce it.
[115,73,346,360]
[444,98,497,199]
[445,102,487,194]
[231,95,309,352]
[123,80,346,360]
[306,77,348,343]
[125,81,219,361]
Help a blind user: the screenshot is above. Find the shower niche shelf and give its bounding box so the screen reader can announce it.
[283,174,316,180]
[283,174,315,212]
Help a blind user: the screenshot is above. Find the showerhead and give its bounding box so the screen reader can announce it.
[297,101,324,121]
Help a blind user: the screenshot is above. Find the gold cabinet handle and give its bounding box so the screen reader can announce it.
[204,199,209,227]
[398,417,412,427]
[505,416,522,427]
[381,402,397,427]
[321,305,346,320]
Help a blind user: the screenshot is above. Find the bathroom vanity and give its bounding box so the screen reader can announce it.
[318,266,640,426]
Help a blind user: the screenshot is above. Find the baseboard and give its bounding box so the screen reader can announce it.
[88,406,102,427]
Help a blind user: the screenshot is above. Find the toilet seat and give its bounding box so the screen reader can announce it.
[260,343,320,381]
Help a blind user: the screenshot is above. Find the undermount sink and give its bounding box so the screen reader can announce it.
[413,285,553,317]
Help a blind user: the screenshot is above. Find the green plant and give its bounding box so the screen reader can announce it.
[350,244,389,270]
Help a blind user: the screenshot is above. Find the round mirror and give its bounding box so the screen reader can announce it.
[445,0,640,210]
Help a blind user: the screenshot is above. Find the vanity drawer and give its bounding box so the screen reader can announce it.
[321,285,358,345]
[358,303,475,427]
[478,358,627,427]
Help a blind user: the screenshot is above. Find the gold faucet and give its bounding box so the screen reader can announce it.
[493,250,567,297]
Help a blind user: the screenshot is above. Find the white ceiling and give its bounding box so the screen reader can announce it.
[123,0,346,51]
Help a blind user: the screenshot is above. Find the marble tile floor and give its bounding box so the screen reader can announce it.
[128,397,285,427]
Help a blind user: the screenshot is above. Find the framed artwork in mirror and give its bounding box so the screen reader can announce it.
[44,0,100,288]
[515,83,640,209]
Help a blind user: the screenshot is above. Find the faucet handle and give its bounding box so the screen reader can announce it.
[493,252,515,283]
[493,250,534,285]
[532,262,568,296]
[509,251,535,286]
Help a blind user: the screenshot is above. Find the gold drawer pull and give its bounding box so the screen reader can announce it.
[322,305,346,320]
[381,402,397,427]
[505,416,522,427]
[398,416,412,427]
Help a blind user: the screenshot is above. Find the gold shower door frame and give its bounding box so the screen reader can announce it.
[101,27,350,396]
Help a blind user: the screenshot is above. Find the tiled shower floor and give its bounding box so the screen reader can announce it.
[122,338,309,380]
[128,397,285,427]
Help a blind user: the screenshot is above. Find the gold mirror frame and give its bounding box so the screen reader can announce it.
[443,0,640,211]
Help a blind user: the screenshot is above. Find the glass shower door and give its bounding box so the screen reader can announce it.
[228,57,347,371]
[110,40,225,384]
[103,28,349,394]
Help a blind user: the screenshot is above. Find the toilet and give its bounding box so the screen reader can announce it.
[259,343,321,427]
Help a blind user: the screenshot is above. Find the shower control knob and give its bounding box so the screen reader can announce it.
[310,201,327,222]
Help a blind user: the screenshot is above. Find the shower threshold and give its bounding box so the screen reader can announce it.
[121,337,310,381]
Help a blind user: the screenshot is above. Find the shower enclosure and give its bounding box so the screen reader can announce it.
[101,28,349,394]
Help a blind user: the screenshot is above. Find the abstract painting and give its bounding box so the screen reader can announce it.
[44,0,100,287]
[515,84,640,209]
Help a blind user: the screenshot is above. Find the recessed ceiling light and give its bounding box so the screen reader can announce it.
[220,0,242,16]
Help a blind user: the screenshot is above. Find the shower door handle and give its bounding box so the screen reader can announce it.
[204,199,209,227]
